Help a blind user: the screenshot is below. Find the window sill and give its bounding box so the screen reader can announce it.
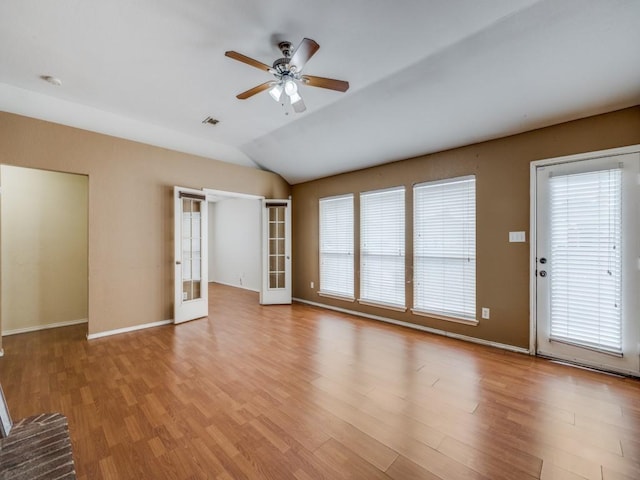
[318,292,356,302]
[358,299,407,312]
[411,309,478,326]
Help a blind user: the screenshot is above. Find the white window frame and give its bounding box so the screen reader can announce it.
[319,194,354,300]
[359,186,406,311]
[412,175,477,324]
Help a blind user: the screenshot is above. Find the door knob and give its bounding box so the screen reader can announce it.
[540,270,547,277]
[176,261,181,265]
[540,257,547,264]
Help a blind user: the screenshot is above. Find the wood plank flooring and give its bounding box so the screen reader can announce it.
[1,283,639,479]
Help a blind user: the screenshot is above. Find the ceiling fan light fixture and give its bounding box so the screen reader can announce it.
[226,38,349,113]
[283,78,297,96]
[289,92,302,105]
[269,84,283,102]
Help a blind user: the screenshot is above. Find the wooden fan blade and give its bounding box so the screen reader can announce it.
[236,82,273,99]
[290,38,319,71]
[225,51,273,72]
[301,75,349,92]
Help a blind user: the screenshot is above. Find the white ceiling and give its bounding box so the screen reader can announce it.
[1,0,639,184]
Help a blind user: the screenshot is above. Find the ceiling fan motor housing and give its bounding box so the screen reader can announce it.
[278,41,293,57]
[273,57,294,76]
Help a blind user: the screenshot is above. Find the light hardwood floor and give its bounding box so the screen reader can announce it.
[1,283,639,479]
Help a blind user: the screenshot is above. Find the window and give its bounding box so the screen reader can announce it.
[319,194,354,299]
[360,187,405,309]
[548,168,622,353]
[413,176,476,321]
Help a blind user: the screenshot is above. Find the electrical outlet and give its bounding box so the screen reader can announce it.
[310,281,314,289]
[509,231,526,242]
[482,307,490,319]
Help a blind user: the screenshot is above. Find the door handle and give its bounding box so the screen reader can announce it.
[540,257,547,264]
[539,270,547,277]
[176,261,181,265]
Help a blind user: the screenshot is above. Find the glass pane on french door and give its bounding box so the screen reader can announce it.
[174,187,208,324]
[535,152,640,376]
[182,198,202,301]
[260,199,291,305]
[268,205,286,289]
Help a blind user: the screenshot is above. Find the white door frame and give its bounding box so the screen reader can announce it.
[180,188,292,307]
[203,188,264,203]
[174,186,209,323]
[529,144,640,355]
[260,198,292,305]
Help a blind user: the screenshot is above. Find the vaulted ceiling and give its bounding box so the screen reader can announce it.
[1,0,639,184]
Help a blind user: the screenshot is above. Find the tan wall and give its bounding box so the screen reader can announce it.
[1,166,88,334]
[0,112,290,340]
[291,106,640,349]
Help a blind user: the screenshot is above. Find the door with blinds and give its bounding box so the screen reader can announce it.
[534,151,640,375]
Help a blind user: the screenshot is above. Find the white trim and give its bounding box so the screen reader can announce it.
[411,309,478,326]
[202,188,264,202]
[318,292,356,302]
[358,299,407,312]
[2,318,88,337]
[294,297,529,355]
[529,144,640,357]
[210,280,259,293]
[87,319,172,340]
[539,352,639,378]
[529,158,539,355]
[531,145,640,169]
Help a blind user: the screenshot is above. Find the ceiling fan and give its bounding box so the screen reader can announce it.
[225,38,349,113]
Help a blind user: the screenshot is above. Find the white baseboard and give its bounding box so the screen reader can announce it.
[87,319,173,340]
[293,297,530,355]
[210,280,259,293]
[2,318,88,337]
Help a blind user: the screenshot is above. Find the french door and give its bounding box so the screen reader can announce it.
[260,199,291,304]
[174,186,208,323]
[534,149,640,375]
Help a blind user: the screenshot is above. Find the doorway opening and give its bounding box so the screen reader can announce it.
[0,165,89,340]
[207,190,263,294]
[204,189,292,304]
[173,187,292,324]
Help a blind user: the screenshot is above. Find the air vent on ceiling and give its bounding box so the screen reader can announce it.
[202,116,220,126]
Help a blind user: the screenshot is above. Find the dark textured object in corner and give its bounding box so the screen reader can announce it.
[0,413,76,479]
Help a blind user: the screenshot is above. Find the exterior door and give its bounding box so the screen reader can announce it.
[174,187,208,323]
[534,151,640,375]
[261,199,291,304]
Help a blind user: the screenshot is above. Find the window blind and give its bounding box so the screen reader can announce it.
[549,168,622,354]
[319,194,354,298]
[413,176,476,320]
[360,187,405,308]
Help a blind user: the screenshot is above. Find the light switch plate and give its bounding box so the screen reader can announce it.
[509,231,526,242]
